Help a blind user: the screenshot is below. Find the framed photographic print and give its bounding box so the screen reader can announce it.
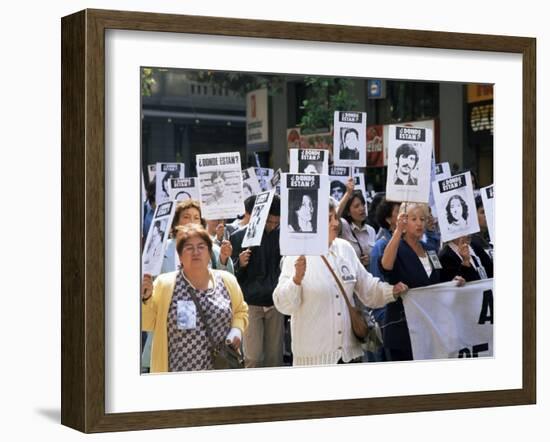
[61,9,536,433]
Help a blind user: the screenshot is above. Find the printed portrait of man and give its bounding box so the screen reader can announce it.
[330,180,347,201]
[394,143,419,185]
[339,127,360,160]
[204,170,239,206]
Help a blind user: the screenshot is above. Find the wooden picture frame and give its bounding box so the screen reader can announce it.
[61,9,536,433]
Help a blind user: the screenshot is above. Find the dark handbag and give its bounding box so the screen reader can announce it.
[362,307,384,352]
[212,341,245,369]
[188,290,245,369]
[321,256,370,341]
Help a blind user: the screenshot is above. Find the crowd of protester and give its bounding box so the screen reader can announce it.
[140,173,493,373]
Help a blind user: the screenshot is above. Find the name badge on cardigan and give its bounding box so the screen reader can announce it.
[427,250,443,269]
[177,300,197,330]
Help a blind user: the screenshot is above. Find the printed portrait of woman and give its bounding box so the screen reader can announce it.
[288,190,317,234]
[445,194,469,231]
[161,170,179,199]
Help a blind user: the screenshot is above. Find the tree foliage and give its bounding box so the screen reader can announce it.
[298,77,358,133]
[141,68,360,135]
[141,68,157,97]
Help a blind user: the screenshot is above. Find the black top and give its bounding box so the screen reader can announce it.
[470,234,494,278]
[379,239,441,352]
[438,245,490,282]
[230,226,282,306]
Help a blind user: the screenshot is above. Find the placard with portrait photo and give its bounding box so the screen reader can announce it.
[169,177,199,202]
[241,188,276,248]
[147,164,156,183]
[155,162,184,205]
[435,162,451,180]
[289,148,329,174]
[432,171,480,242]
[270,168,283,195]
[280,173,329,256]
[142,201,176,276]
[254,167,274,192]
[241,167,263,199]
[196,152,245,220]
[353,173,367,203]
[333,111,367,167]
[386,125,433,203]
[480,184,495,244]
[328,165,351,201]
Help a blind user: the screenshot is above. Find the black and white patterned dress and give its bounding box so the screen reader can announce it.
[167,271,232,371]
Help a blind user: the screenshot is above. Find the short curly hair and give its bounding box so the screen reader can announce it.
[175,224,213,256]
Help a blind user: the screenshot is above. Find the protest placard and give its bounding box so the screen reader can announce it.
[155,162,184,205]
[386,125,433,203]
[280,173,329,256]
[289,148,329,174]
[480,184,495,244]
[333,111,367,167]
[254,167,274,191]
[169,177,199,202]
[432,171,480,242]
[241,189,276,248]
[242,167,262,199]
[142,201,176,276]
[328,166,351,201]
[147,164,156,183]
[270,168,282,195]
[287,128,301,149]
[353,174,367,203]
[435,162,451,180]
[141,171,146,203]
[196,152,244,220]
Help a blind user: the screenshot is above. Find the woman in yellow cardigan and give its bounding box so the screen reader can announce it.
[142,224,248,373]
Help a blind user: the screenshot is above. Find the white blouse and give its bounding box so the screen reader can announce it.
[273,238,395,366]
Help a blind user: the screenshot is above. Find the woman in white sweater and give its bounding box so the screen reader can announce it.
[273,198,408,366]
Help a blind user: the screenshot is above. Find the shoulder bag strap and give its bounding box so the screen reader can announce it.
[320,255,355,312]
[349,228,365,257]
[186,284,217,352]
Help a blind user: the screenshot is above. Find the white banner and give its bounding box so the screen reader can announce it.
[196,152,244,220]
[281,173,329,256]
[402,279,494,360]
[386,125,433,203]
